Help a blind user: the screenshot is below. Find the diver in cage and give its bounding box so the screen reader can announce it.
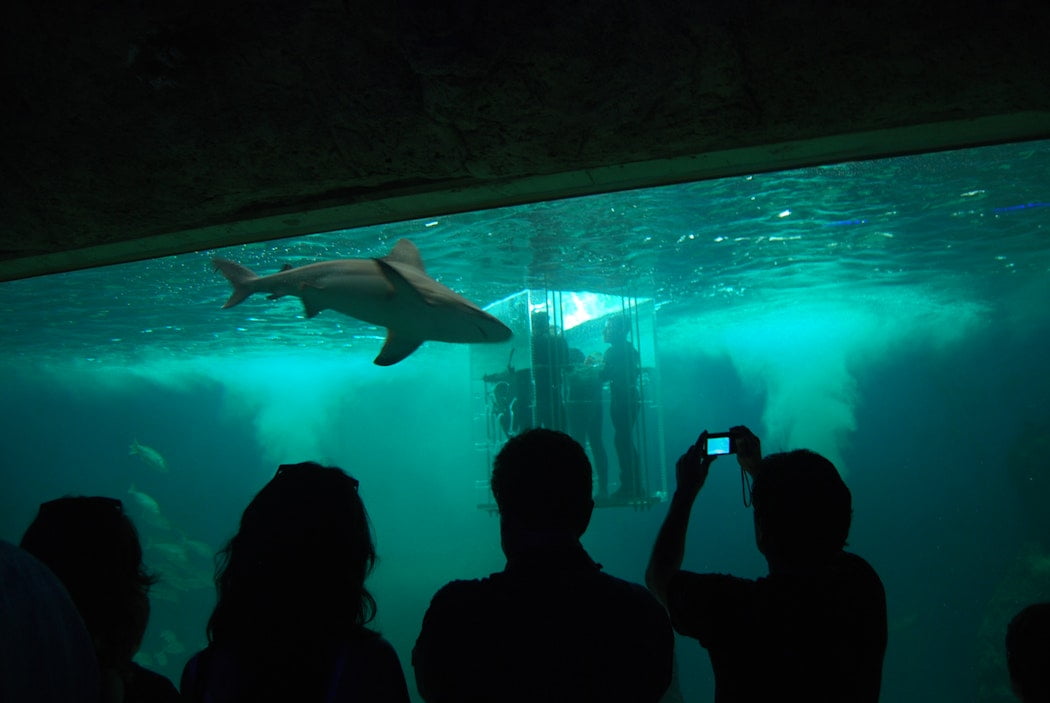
[565,347,609,499]
[601,315,642,499]
[530,311,569,431]
[491,381,516,439]
[482,348,532,436]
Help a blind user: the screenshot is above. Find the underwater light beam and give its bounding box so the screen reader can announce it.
[664,291,986,475]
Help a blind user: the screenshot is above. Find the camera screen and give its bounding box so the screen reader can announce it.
[706,436,731,455]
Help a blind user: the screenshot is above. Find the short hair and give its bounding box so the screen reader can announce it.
[750,450,852,560]
[492,429,592,531]
[20,496,156,670]
[1007,602,1050,702]
[605,315,630,337]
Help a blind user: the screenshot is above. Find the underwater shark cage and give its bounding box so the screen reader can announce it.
[470,289,668,511]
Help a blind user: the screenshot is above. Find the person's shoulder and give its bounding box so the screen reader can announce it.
[340,629,402,663]
[431,576,495,600]
[836,552,885,588]
[595,570,656,597]
[423,576,501,618]
[591,571,670,616]
[126,662,180,703]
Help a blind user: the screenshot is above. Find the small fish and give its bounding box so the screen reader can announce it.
[213,239,513,365]
[180,538,214,561]
[126,485,170,531]
[149,542,189,565]
[129,439,168,473]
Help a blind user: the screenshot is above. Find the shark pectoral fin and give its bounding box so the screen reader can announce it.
[301,299,323,318]
[374,330,423,366]
[298,283,325,318]
[375,258,426,303]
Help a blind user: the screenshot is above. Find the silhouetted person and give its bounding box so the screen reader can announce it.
[565,347,609,498]
[531,311,569,431]
[0,539,100,703]
[413,428,674,703]
[647,427,887,702]
[601,315,641,498]
[1007,602,1050,702]
[20,496,179,703]
[181,462,410,703]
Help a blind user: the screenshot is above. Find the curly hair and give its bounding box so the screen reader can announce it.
[20,496,157,672]
[206,462,377,694]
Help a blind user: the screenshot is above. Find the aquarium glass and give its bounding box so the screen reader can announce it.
[2,140,1049,702]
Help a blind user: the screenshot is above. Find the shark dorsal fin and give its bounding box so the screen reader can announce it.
[375,258,427,303]
[383,239,425,272]
[374,329,424,366]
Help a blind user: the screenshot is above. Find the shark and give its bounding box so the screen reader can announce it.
[213,238,513,365]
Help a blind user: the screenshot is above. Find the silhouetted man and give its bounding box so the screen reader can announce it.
[647,427,887,702]
[413,429,674,703]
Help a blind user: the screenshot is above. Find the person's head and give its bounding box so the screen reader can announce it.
[1006,602,1050,702]
[568,347,585,366]
[493,381,512,404]
[19,496,156,671]
[749,450,851,565]
[603,315,629,343]
[492,429,594,542]
[208,462,376,650]
[531,311,550,334]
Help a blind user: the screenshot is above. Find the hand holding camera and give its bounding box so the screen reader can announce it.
[675,426,763,499]
[729,426,762,476]
[699,426,761,472]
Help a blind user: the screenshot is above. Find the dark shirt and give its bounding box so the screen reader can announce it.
[181,634,410,703]
[667,551,887,703]
[413,542,674,703]
[125,662,179,703]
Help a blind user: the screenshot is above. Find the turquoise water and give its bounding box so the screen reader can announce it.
[2,139,1049,701]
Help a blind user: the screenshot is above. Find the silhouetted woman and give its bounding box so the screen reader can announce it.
[20,496,179,703]
[181,462,410,703]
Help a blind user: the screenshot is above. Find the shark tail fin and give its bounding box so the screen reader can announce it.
[213,258,259,309]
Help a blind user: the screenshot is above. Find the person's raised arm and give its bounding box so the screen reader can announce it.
[646,432,716,607]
